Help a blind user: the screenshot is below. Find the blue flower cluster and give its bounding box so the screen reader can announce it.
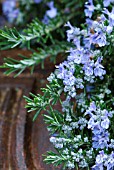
[2,0,57,24]
[92,151,114,170]
[88,105,114,169]
[85,102,113,149]
[53,14,109,99]
[47,0,114,169]
[2,0,19,23]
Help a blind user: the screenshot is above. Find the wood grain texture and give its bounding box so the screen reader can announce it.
[0,49,64,170]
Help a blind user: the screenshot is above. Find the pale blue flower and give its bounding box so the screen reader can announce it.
[2,0,19,23]
[34,0,42,3]
[65,22,80,43]
[42,1,57,24]
[93,152,114,170]
[103,0,114,7]
[83,64,93,76]
[92,130,110,149]
[7,9,19,23]
[67,49,82,64]
[89,101,96,111]
[94,57,106,77]
[84,0,95,18]
[86,18,93,28]
[101,118,110,129]
[91,31,107,47]
[2,0,16,14]
[96,151,105,164]
[103,7,114,27]
[46,1,57,18]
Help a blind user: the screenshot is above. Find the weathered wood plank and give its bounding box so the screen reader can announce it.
[0,49,64,170]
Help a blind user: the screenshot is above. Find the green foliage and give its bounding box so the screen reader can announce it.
[44,107,64,134]
[24,92,50,121]
[43,151,68,167]
[0,27,25,50]
[24,78,63,121]
[0,19,49,49]
[0,41,70,76]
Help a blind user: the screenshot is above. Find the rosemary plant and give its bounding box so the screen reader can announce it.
[0,0,114,170]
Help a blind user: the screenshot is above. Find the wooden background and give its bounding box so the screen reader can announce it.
[0,49,63,170]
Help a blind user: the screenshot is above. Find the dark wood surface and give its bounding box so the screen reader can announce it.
[0,49,63,170]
